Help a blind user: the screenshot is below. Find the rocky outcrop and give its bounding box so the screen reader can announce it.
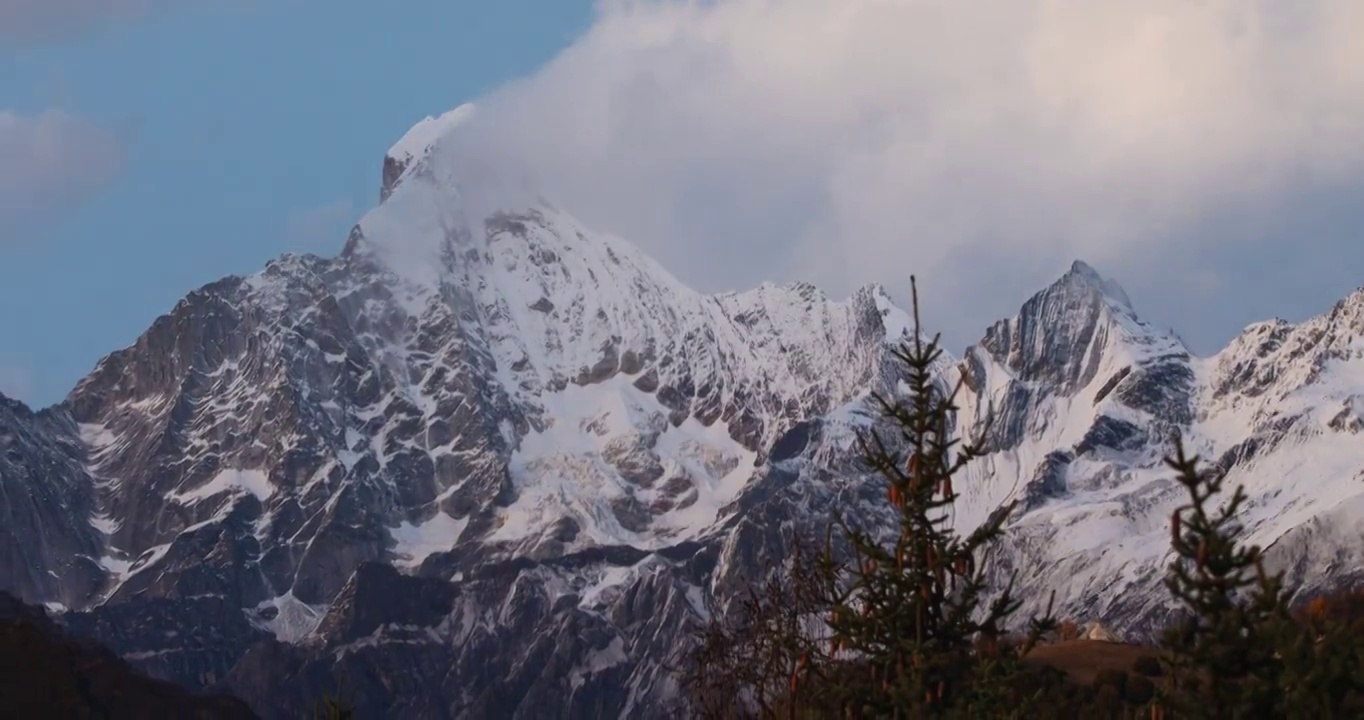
[0,396,103,607]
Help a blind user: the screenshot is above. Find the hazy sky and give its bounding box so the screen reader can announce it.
[3,0,1364,407]
[0,0,595,404]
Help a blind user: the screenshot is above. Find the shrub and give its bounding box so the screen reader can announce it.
[311,695,354,720]
[1132,655,1163,677]
[1126,674,1156,704]
[1094,684,1123,714]
[309,673,355,720]
[1092,668,1128,698]
[1158,436,1364,717]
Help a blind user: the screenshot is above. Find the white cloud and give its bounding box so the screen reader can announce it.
[0,0,160,46]
[0,110,125,237]
[453,0,1364,349]
[285,200,356,253]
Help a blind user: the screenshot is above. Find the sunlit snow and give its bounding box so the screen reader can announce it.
[168,468,274,505]
[390,512,471,569]
[253,593,327,643]
[493,373,756,549]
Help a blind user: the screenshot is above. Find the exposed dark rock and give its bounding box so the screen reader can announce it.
[486,212,531,239]
[1075,417,1146,457]
[314,563,458,646]
[1329,397,1364,433]
[602,436,666,488]
[770,420,820,464]
[1022,451,1073,511]
[574,342,620,386]
[1113,358,1195,425]
[980,261,1120,396]
[1093,366,1132,405]
[63,594,272,691]
[619,349,644,375]
[380,155,406,203]
[632,368,660,393]
[609,495,653,533]
[1214,415,1300,474]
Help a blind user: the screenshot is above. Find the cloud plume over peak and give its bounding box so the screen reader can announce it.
[454,0,1364,351]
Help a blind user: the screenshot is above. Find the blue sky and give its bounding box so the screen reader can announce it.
[4,0,1364,408]
[0,0,594,406]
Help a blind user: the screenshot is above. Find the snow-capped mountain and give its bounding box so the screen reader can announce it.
[2,104,1363,718]
[950,257,1364,638]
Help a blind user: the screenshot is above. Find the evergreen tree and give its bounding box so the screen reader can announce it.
[1157,435,1285,718]
[1270,590,1364,715]
[805,276,1056,718]
[680,277,1057,718]
[1157,435,1364,719]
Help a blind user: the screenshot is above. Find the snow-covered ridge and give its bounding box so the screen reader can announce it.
[35,103,926,630]
[947,259,1364,637]
[387,104,476,167]
[379,103,478,203]
[334,160,920,555]
[7,104,1364,718]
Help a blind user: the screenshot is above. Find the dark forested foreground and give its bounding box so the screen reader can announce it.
[0,588,363,720]
[679,279,1364,719]
[0,592,258,719]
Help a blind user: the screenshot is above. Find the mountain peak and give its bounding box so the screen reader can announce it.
[970,258,1182,403]
[1060,259,1132,310]
[387,105,477,165]
[0,391,30,415]
[380,104,478,202]
[1067,258,1098,275]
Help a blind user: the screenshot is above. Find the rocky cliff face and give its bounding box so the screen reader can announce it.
[0,397,103,608]
[3,103,1364,718]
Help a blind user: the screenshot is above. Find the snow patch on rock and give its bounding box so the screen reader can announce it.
[390,513,471,570]
[169,469,274,505]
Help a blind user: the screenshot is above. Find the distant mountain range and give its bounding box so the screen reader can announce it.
[3,104,1362,718]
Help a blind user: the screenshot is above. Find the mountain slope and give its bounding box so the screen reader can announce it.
[0,397,103,608]
[1,104,1363,718]
[3,104,924,716]
[950,262,1364,637]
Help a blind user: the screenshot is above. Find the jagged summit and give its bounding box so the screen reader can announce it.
[0,390,30,414]
[1062,259,1134,310]
[387,105,476,167]
[947,259,1364,642]
[967,258,1184,409]
[380,103,477,202]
